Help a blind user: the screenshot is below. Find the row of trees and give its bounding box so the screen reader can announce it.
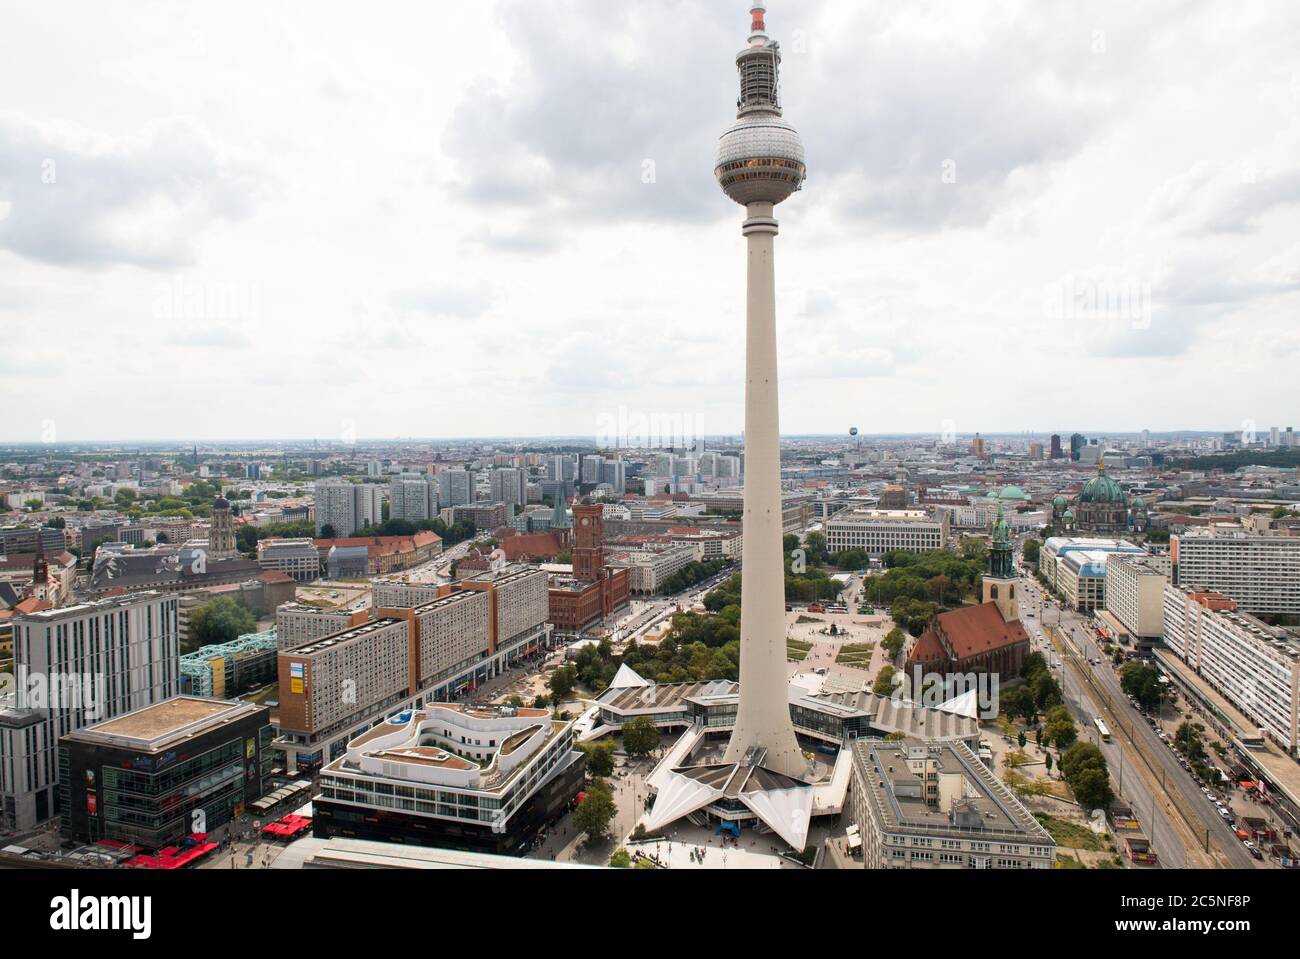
[185,597,257,654]
[658,558,732,595]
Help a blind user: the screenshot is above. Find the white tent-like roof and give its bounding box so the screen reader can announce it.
[936,687,981,719]
[609,663,651,689]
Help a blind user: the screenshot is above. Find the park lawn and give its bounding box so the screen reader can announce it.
[1033,813,1107,851]
[835,643,875,667]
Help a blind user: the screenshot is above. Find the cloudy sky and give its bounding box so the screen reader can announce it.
[1,0,1298,443]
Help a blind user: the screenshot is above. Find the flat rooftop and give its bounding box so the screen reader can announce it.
[856,739,1050,843]
[288,617,404,656]
[67,696,264,752]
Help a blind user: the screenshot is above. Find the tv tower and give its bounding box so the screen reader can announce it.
[716,2,807,778]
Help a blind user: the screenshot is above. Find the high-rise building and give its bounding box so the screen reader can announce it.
[713,1,807,780]
[1049,434,1064,460]
[1104,553,1171,652]
[391,475,438,523]
[580,455,604,485]
[0,591,180,832]
[314,481,382,537]
[1162,586,1300,757]
[1070,433,1087,461]
[600,459,627,495]
[437,469,477,508]
[489,468,527,509]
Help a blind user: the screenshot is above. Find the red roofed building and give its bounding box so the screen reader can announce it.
[906,507,1029,680]
[308,531,442,575]
[906,603,1030,680]
[498,531,567,563]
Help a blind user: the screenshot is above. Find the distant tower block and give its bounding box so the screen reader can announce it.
[715,2,807,779]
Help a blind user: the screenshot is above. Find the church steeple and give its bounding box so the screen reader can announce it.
[983,503,1019,623]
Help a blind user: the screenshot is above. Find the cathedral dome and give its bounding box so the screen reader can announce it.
[994,485,1029,501]
[1078,472,1126,505]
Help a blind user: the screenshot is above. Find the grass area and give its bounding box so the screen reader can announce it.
[835,642,875,667]
[1004,749,1032,769]
[795,615,823,625]
[1033,813,1107,851]
[786,639,813,662]
[1056,853,1086,869]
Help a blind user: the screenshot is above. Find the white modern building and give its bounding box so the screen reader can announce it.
[489,468,527,509]
[0,592,181,832]
[825,509,949,557]
[1103,553,1171,648]
[620,543,698,594]
[274,602,368,651]
[1161,585,1300,757]
[1172,527,1300,615]
[437,470,477,509]
[1039,537,1145,611]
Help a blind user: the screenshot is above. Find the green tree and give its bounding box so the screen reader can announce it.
[1044,705,1077,750]
[1022,538,1042,565]
[548,665,578,703]
[1120,662,1163,710]
[188,597,257,651]
[575,779,617,840]
[891,597,938,636]
[881,627,908,659]
[623,716,661,758]
[1059,742,1114,810]
[609,848,633,868]
[581,740,616,778]
[873,665,898,697]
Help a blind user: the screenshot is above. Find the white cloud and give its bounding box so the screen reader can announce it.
[1,0,1299,439]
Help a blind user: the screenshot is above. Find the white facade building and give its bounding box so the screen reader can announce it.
[825,509,948,557]
[1172,528,1300,615]
[1104,553,1171,641]
[1162,585,1300,757]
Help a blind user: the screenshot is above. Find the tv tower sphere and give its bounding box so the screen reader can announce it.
[715,2,807,207]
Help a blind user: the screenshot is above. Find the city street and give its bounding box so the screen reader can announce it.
[1020,573,1255,869]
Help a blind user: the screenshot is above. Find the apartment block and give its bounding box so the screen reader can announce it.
[1172,528,1300,615]
[1162,585,1300,757]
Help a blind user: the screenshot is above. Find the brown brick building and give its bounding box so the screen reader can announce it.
[548,501,630,633]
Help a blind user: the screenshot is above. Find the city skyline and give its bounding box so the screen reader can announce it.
[3,1,1299,441]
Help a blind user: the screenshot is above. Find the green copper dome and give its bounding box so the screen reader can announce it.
[995,484,1030,501]
[1053,494,1068,508]
[1078,470,1126,505]
[1133,497,1147,509]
